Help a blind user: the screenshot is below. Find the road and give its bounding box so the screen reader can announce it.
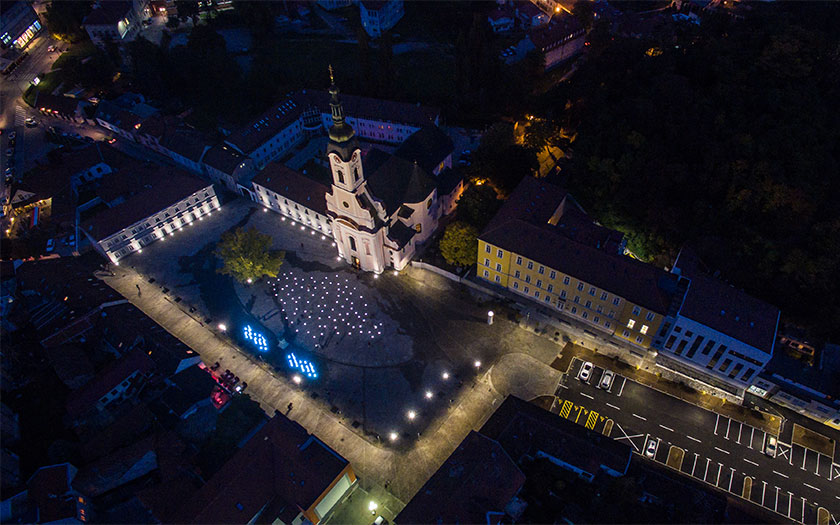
[555,358,840,524]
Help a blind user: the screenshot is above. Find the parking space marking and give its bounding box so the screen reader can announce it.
[602,419,613,437]
[632,413,647,421]
[804,483,821,492]
[687,435,701,443]
[703,457,711,481]
[616,377,626,397]
[714,414,721,435]
[728,467,735,492]
[787,491,793,518]
[581,392,594,400]
[778,442,792,463]
[748,427,755,449]
[742,476,752,499]
[613,422,641,453]
[737,423,743,444]
[584,410,599,430]
[606,402,621,410]
[801,498,806,524]
[714,446,731,455]
[774,486,780,512]
[691,453,699,476]
[761,481,767,506]
[725,418,732,439]
[773,470,790,479]
[745,458,760,466]
[831,463,840,481]
[803,448,809,470]
[560,400,573,418]
[714,462,723,487]
[816,453,821,476]
[659,424,674,432]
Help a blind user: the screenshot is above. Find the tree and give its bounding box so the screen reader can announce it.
[215,227,284,283]
[457,184,502,230]
[439,222,478,268]
[44,0,91,42]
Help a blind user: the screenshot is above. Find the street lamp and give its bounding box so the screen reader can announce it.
[218,323,227,332]
[389,431,398,442]
[407,410,416,421]
[487,310,494,325]
[369,501,378,515]
[425,390,433,399]
[442,372,450,380]
[474,360,482,368]
[292,374,302,385]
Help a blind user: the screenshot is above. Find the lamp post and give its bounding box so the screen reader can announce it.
[487,310,494,325]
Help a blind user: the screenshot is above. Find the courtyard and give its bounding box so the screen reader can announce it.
[122,196,561,443]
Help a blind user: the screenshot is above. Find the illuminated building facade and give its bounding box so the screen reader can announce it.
[82,0,149,49]
[0,1,42,50]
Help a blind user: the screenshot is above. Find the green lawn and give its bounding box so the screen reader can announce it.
[51,40,97,71]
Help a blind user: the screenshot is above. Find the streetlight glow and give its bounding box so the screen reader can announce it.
[292,374,302,384]
[218,323,227,332]
[474,360,482,368]
[407,410,416,420]
[425,390,433,399]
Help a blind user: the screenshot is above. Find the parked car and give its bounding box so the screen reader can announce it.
[578,361,593,382]
[107,137,117,144]
[47,45,56,52]
[8,131,15,140]
[645,439,658,458]
[46,239,55,252]
[24,117,37,127]
[599,369,615,390]
[765,436,777,457]
[5,148,13,157]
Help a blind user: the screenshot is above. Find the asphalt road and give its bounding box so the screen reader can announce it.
[554,358,839,524]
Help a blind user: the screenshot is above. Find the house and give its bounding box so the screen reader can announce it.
[175,411,356,524]
[35,93,81,122]
[156,125,210,174]
[0,463,91,524]
[153,365,217,420]
[65,347,155,420]
[396,431,526,524]
[94,93,159,142]
[82,0,149,49]
[0,1,42,50]
[487,6,515,32]
[359,0,404,38]
[653,248,781,397]
[45,344,96,390]
[515,1,549,29]
[478,177,675,351]
[505,14,585,69]
[81,165,220,264]
[480,396,633,481]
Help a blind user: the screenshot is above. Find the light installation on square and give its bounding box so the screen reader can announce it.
[287,352,318,379]
[243,324,269,352]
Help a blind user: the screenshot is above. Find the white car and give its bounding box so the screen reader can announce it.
[765,436,777,457]
[578,361,593,382]
[599,369,615,390]
[645,439,658,458]
[24,117,37,127]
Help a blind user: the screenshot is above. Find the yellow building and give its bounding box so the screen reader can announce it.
[477,177,676,349]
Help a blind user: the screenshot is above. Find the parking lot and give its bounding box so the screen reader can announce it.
[551,358,839,524]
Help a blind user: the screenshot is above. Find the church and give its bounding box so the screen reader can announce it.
[251,69,464,275]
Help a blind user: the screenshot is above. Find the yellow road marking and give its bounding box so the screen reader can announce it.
[560,400,572,418]
[742,477,752,499]
[817,507,830,525]
[666,445,684,470]
[602,419,613,436]
[585,410,599,430]
[575,407,586,424]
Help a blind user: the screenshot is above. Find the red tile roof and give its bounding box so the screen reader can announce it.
[252,162,329,215]
[65,347,155,418]
[176,412,349,524]
[529,14,584,50]
[396,431,525,524]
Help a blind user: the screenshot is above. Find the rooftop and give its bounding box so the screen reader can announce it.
[529,14,584,50]
[83,1,134,26]
[480,396,633,477]
[392,125,454,174]
[65,347,155,418]
[176,411,349,524]
[396,431,525,524]
[366,151,438,215]
[203,143,250,175]
[253,162,330,215]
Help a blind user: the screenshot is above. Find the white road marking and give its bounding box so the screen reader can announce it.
[616,377,626,397]
[774,486,779,512]
[737,423,743,444]
[725,418,732,439]
[686,435,701,443]
[714,414,720,435]
[748,427,755,449]
[727,467,735,492]
[714,446,731,455]
[715,463,723,486]
[816,453,820,476]
[613,422,640,452]
[659,424,674,432]
[632,413,647,421]
[802,448,808,470]
[787,491,792,517]
[606,402,620,410]
[691,453,699,476]
[773,470,790,479]
[581,392,594,400]
[704,458,710,480]
[557,383,569,389]
[802,498,806,524]
[744,458,760,466]
[761,481,767,505]
[803,483,820,492]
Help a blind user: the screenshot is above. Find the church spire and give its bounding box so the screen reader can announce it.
[328,65,355,144]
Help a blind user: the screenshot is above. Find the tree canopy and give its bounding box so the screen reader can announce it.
[439,222,479,268]
[562,3,840,337]
[215,227,284,284]
[456,184,503,231]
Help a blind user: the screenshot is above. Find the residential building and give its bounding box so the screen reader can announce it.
[480,396,633,481]
[0,1,42,50]
[487,6,515,32]
[316,0,351,9]
[515,1,549,28]
[505,14,585,69]
[252,163,334,237]
[94,93,159,142]
[359,0,404,38]
[175,411,357,524]
[396,431,526,524]
[81,165,220,263]
[478,177,675,351]
[153,365,217,420]
[0,463,91,524]
[83,0,149,49]
[35,93,82,122]
[653,248,781,398]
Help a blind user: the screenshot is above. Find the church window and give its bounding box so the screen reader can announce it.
[343,201,350,208]
[337,170,345,184]
[365,243,371,256]
[427,198,432,209]
[415,224,421,233]
[354,168,359,181]
[349,236,357,252]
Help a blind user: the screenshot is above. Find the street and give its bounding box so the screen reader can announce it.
[555,358,839,524]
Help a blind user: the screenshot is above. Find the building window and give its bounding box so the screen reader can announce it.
[623,330,631,338]
[605,321,611,329]
[640,325,648,334]
[547,284,553,293]
[484,270,489,278]
[636,336,644,343]
[497,249,503,258]
[563,276,570,285]
[574,296,580,304]
[718,358,733,372]
[523,286,529,294]
[601,292,608,300]
[496,263,502,271]
[516,256,522,265]
[337,171,345,184]
[538,265,545,274]
[349,236,357,252]
[560,290,567,299]
[535,291,540,299]
[632,306,641,316]
[613,297,621,306]
[550,271,556,279]
[514,270,520,278]
[627,319,635,329]
[525,275,531,283]
[536,279,542,288]
[585,300,592,308]
[741,368,755,381]
[594,316,600,323]
[527,261,533,270]
[495,275,501,283]
[513,281,519,289]
[485,244,491,253]
[577,282,584,291]
[485,258,490,266]
[646,312,655,321]
[589,287,596,296]
[571,306,577,314]
[544,295,551,303]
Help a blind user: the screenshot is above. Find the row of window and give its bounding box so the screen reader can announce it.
[665,331,757,383]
